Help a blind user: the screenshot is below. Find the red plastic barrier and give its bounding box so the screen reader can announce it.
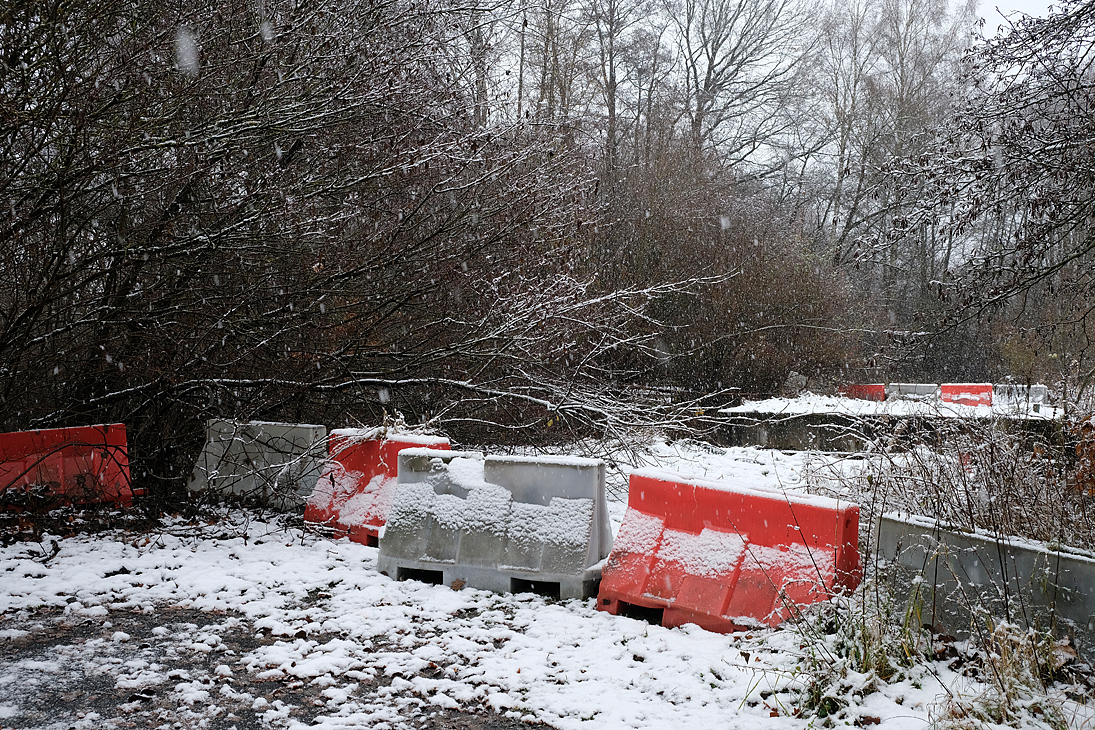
[838,384,886,401]
[0,424,134,508]
[940,383,993,407]
[304,430,450,546]
[597,470,861,633]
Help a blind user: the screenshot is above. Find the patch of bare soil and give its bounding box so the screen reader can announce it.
[0,506,163,548]
[0,605,549,730]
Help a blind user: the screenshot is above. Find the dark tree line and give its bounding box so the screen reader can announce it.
[887,0,1095,390]
[1,0,724,500]
[7,0,1083,504]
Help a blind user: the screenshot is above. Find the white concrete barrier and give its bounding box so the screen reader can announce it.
[878,512,1095,661]
[188,419,327,509]
[886,383,938,399]
[993,384,1049,405]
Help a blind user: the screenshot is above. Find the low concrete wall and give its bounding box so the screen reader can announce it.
[188,419,327,510]
[720,412,1063,452]
[720,412,869,451]
[877,513,1095,660]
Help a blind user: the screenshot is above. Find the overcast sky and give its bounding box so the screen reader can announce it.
[979,0,1055,23]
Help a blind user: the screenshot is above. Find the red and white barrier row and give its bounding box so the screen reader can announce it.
[838,382,1045,407]
[2,421,864,635]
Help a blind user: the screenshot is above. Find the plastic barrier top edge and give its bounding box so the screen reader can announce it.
[211,419,327,429]
[486,454,603,467]
[629,467,855,512]
[329,428,450,446]
[398,448,482,459]
[13,423,125,437]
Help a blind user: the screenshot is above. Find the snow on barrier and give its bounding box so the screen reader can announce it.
[304,429,450,546]
[597,469,861,632]
[887,383,938,400]
[187,419,327,510]
[993,383,1048,406]
[0,424,133,508]
[940,383,993,407]
[837,384,885,401]
[377,449,612,599]
[878,513,1095,662]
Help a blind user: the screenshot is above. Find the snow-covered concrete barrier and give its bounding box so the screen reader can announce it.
[878,513,1095,660]
[304,429,450,546]
[597,469,861,632]
[888,383,938,399]
[0,424,134,508]
[377,449,612,599]
[994,383,1049,408]
[187,419,327,510]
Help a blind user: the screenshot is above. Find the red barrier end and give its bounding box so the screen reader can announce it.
[0,424,132,508]
[304,430,450,539]
[838,384,886,401]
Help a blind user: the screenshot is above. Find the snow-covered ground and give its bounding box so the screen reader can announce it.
[721,393,1062,420]
[0,442,1086,729]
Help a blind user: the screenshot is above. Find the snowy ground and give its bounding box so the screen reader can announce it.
[0,442,1087,730]
[720,393,1061,420]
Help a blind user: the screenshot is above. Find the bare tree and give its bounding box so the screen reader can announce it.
[582,0,657,185]
[665,0,812,175]
[812,0,975,264]
[0,0,730,503]
[520,0,595,122]
[885,0,1095,384]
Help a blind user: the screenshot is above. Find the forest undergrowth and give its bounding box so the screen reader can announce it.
[798,409,1095,728]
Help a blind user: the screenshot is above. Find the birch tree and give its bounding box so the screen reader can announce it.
[666,0,811,174]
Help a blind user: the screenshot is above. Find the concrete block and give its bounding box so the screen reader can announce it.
[378,449,611,599]
[993,384,1049,405]
[877,513,1095,661]
[887,383,938,399]
[188,419,326,510]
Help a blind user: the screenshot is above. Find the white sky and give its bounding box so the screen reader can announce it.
[979,0,1055,22]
